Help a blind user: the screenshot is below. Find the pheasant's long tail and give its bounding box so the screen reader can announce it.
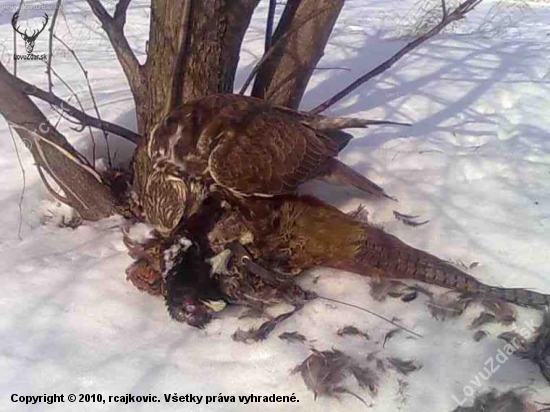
[282,197,550,308]
[350,226,550,308]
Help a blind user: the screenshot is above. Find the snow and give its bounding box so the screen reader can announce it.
[1,0,549,410]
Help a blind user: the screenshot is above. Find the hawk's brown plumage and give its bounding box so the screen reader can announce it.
[142,93,390,236]
[147,94,340,196]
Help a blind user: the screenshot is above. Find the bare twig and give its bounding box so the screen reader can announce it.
[53,34,112,167]
[47,0,63,92]
[45,62,97,164]
[85,0,142,96]
[7,125,26,240]
[317,294,423,339]
[265,0,277,52]
[309,0,484,114]
[239,5,333,95]
[10,73,141,144]
[442,0,448,18]
[168,0,193,112]
[12,0,24,77]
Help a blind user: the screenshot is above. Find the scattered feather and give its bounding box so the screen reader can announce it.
[393,210,429,227]
[498,331,527,352]
[500,312,550,384]
[470,312,497,329]
[387,357,422,375]
[292,349,373,407]
[348,204,369,223]
[383,328,402,347]
[456,260,480,270]
[480,298,516,325]
[396,378,410,405]
[349,365,378,395]
[279,331,308,344]
[452,390,536,412]
[473,330,489,342]
[337,326,370,340]
[232,311,296,343]
[291,349,350,398]
[370,278,424,302]
[427,293,473,320]
[400,290,418,302]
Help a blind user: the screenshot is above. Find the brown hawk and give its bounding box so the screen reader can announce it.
[131,93,550,331]
[141,94,392,237]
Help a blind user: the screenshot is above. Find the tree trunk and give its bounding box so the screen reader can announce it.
[0,63,117,221]
[134,0,259,135]
[252,0,344,108]
[131,0,259,204]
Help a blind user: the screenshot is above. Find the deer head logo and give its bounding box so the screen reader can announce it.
[11,11,49,54]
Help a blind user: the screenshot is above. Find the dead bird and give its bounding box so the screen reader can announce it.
[125,94,550,329]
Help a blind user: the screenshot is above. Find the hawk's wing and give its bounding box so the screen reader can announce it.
[208,105,340,196]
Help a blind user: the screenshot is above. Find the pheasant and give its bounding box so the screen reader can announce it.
[171,193,550,327]
[127,93,550,328]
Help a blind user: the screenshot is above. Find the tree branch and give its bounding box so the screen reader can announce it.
[114,0,132,26]
[239,4,335,96]
[85,0,142,97]
[250,0,344,109]
[0,62,117,221]
[47,0,62,92]
[9,74,142,144]
[53,34,113,166]
[265,0,277,52]
[168,0,193,111]
[310,0,483,114]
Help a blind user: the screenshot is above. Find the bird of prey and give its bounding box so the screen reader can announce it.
[140,93,397,237]
[128,93,550,329]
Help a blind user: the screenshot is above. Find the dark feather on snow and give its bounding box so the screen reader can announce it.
[452,390,535,412]
[470,312,497,329]
[499,312,550,384]
[279,331,308,344]
[479,298,516,325]
[232,311,297,343]
[387,357,422,375]
[427,293,474,321]
[473,330,488,342]
[383,328,402,347]
[370,278,427,302]
[393,210,429,227]
[349,365,379,395]
[292,349,373,407]
[337,325,370,340]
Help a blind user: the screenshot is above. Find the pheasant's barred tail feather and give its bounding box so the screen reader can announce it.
[355,226,550,308]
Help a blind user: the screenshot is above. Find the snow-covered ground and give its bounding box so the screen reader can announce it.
[1,0,549,410]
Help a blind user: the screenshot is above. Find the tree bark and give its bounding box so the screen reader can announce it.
[251,0,344,109]
[0,63,117,221]
[130,0,259,203]
[133,0,260,135]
